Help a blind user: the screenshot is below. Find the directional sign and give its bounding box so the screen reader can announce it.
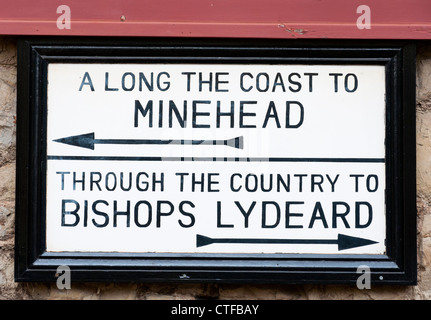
[45,63,386,255]
[16,40,418,284]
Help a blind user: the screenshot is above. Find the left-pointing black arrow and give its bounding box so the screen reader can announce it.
[53,132,244,150]
[196,233,378,251]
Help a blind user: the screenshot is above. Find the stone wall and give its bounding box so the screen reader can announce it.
[1,37,430,300]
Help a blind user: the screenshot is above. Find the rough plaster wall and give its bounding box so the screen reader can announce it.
[0,37,430,300]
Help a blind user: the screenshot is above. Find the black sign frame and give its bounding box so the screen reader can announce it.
[15,37,416,285]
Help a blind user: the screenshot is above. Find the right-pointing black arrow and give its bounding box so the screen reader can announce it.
[196,233,378,251]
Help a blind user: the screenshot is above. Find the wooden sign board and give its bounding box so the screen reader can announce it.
[15,38,416,284]
[0,0,431,39]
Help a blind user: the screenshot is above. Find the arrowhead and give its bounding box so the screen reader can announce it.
[226,136,243,149]
[53,132,95,150]
[196,234,214,248]
[337,234,378,251]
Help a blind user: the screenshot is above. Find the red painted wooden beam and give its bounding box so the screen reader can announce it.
[1,0,430,39]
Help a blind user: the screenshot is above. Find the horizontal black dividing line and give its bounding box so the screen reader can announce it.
[47,155,385,163]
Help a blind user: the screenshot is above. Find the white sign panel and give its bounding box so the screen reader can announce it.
[45,63,386,254]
